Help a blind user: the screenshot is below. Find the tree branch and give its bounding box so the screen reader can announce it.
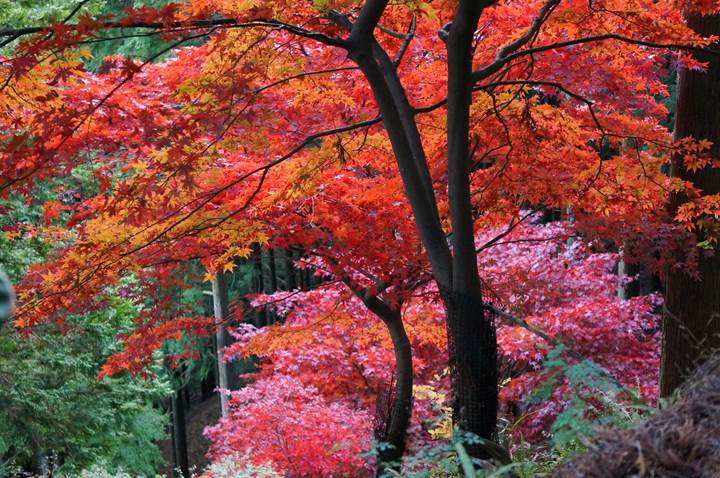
[393,15,416,67]
[496,0,560,59]
[0,17,349,49]
[484,304,632,392]
[348,0,389,46]
[473,33,720,83]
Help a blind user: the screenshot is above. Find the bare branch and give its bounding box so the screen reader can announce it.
[393,15,416,67]
[473,33,720,83]
[496,0,560,59]
[61,0,92,24]
[475,208,542,253]
[0,17,349,49]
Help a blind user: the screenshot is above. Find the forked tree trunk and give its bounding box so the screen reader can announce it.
[660,12,720,396]
[346,0,499,463]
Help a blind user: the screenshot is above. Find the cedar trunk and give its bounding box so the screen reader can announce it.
[211,271,231,417]
[170,391,189,478]
[660,12,720,396]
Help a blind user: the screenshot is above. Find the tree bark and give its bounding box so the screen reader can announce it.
[441,288,498,457]
[444,0,499,452]
[350,287,413,476]
[252,248,267,326]
[660,12,720,396]
[345,0,499,460]
[170,391,189,478]
[374,309,413,477]
[212,271,231,417]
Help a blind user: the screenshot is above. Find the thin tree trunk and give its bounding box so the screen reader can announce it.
[200,364,215,401]
[617,250,641,300]
[252,248,267,326]
[292,248,304,289]
[262,250,278,323]
[263,249,277,294]
[212,271,231,417]
[617,252,662,299]
[344,279,413,475]
[661,12,720,396]
[285,249,296,290]
[170,391,189,478]
[373,309,413,476]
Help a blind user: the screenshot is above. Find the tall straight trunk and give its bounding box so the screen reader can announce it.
[252,248,267,326]
[264,250,279,323]
[200,365,216,401]
[292,248,304,289]
[170,391,189,478]
[617,251,641,300]
[265,249,278,293]
[286,248,297,290]
[212,271,231,417]
[617,250,661,300]
[660,12,720,396]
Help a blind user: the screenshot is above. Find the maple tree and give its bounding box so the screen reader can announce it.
[2,0,720,472]
[195,221,663,475]
[205,375,373,477]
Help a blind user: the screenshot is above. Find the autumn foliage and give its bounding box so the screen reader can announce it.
[1,0,720,474]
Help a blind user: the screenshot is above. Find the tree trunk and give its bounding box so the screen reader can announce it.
[200,365,216,401]
[252,248,267,326]
[444,0,499,455]
[170,391,189,478]
[441,288,498,457]
[374,309,413,477]
[264,249,278,293]
[660,12,720,396]
[292,248,304,290]
[212,271,231,417]
[341,273,414,474]
[346,1,498,463]
[617,250,641,300]
[31,451,50,477]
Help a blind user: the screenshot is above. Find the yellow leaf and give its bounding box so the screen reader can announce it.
[78,48,93,60]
